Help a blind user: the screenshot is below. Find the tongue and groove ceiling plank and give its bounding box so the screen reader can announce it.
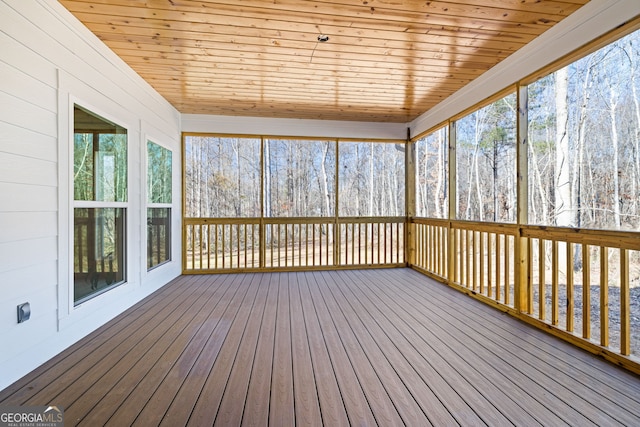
[59,0,589,122]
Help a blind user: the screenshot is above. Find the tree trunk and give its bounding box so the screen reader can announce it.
[609,82,621,229]
[369,144,374,216]
[320,143,331,217]
[555,67,573,227]
[435,129,444,218]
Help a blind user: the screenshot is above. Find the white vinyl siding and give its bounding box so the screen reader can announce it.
[0,0,180,389]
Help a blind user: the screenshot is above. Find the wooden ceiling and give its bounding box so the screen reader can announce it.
[59,0,589,122]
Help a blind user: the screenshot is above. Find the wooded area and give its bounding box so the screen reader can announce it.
[415,29,640,232]
[184,137,405,219]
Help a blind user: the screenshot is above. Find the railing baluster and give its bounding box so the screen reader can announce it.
[583,244,591,339]
[479,232,485,294]
[528,237,534,314]
[299,223,303,267]
[539,239,546,321]
[285,223,289,267]
[487,233,493,299]
[552,240,559,326]
[621,248,630,356]
[600,246,609,347]
[306,223,310,267]
[566,242,574,333]
[496,234,501,302]
[199,224,203,270]
[312,223,316,266]
[467,229,477,291]
[504,235,511,306]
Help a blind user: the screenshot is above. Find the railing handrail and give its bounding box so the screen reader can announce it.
[411,217,640,250]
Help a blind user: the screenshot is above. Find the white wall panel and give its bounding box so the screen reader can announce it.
[0,152,56,186]
[0,212,57,243]
[0,183,57,212]
[0,92,57,137]
[0,237,57,274]
[0,261,57,303]
[0,122,57,162]
[0,0,181,391]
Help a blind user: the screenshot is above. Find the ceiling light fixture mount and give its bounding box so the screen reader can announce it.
[310,34,329,63]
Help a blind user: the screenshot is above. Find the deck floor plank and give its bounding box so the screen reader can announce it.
[328,271,458,426]
[114,273,247,426]
[303,272,379,426]
[238,272,278,426]
[32,274,216,422]
[95,273,235,426]
[2,269,639,426]
[311,271,406,426]
[269,272,295,426]
[186,273,263,426]
[404,269,640,400]
[75,274,233,425]
[318,270,432,426]
[0,274,204,406]
[362,269,583,426]
[156,273,259,427]
[344,269,509,426]
[287,272,324,426]
[296,272,350,427]
[393,269,640,426]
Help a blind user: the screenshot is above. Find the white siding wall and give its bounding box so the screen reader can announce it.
[0,0,181,390]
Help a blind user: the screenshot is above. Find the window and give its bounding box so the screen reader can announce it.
[264,139,335,217]
[73,105,127,304]
[416,126,448,218]
[339,142,405,217]
[528,29,640,231]
[184,136,261,218]
[147,141,172,270]
[455,93,517,222]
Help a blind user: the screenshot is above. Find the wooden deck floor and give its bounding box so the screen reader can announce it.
[2,269,640,426]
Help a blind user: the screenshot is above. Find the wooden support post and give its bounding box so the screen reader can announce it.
[515,83,529,313]
[334,140,340,266]
[405,128,416,267]
[447,121,457,285]
[259,137,266,269]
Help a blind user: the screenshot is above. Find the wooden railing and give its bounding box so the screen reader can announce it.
[410,218,640,369]
[184,216,405,273]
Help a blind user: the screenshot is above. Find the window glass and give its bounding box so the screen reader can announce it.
[264,139,335,217]
[528,29,640,230]
[147,141,172,269]
[339,142,405,217]
[184,136,261,217]
[74,107,127,202]
[73,106,127,304]
[147,141,172,204]
[455,93,517,222]
[416,127,448,218]
[147,208,171,270]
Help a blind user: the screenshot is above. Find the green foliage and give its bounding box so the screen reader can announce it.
[147,141,172,204]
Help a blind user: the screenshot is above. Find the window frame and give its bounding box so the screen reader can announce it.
[71,102,130,307]
[145,138,173,271]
